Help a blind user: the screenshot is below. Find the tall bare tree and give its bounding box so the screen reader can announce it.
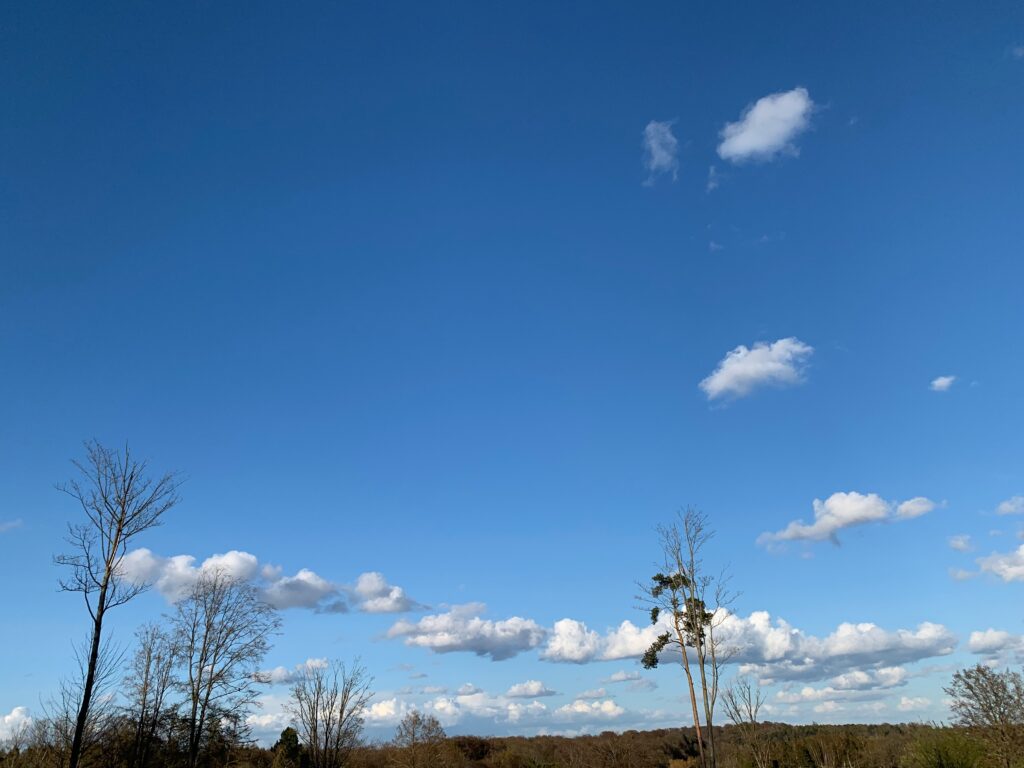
[55,441,179,768]
[289,659,373,768]
[123,623,177,768]
[171,569,280,768]
[640,508,733,768]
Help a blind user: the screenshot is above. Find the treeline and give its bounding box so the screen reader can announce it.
[0,718,1001,768]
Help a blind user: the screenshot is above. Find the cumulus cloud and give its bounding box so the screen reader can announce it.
[387,603,547,661]
[996,496,1024,515]
[118,548,419,614]
[717,87,814,163]
[968,629,1023,657]
[541,609,954,685]
[949,535,973,552]
[700,337,813,400]
[978,545,1024,582]
[0,706,31,740]
[930,375,956,392]
[351,572,424,613]
[554,699,625,722]
[603,670,642,684]
[758,492,937,546]
[577,687,608,700]
[505,680,557,698]
[642,120,679,184]
[259,657,329,685]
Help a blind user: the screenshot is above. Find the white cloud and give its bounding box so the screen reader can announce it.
[506,680,557,698]
[541,608,954,686]
[706,165,721,192]
[930,375,956,392]
[577,687,608,700]
[949,568,976,581]
[717,87,814,163]
[259,657,329,685]
[364,698,412,726]
[700,337,813,400]
[758,492,937,546]
[896,497,937,519]
[603,670,642,684]
[968,629,1020,656]
[387,603,547,661]
[897,696,931,712]
[978,545,1024,581]
[351,572,423,613]
[0,706,31,740]
[554,699,625,722]
[996,496,1024,515]
[948,535,973,552]
[456,683,482,696]
[0,519,23,534]
[118,548,419,614]
[642,120,679,184]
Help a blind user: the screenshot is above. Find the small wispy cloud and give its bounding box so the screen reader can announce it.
[0,519,22,534]
[997,496,1024,516]
[706,165,721,192]
[930,375,956,392]
[948,534,973,552]
[1011,45,1024,59]
[717,87,814,163]
[642,120,679,185]
[700,337,813,401]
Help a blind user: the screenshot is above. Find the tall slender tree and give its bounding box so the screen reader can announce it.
[640,509,733,768]
[55,441,180,768]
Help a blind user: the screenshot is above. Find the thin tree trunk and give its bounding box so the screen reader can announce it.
[68,586,107,768]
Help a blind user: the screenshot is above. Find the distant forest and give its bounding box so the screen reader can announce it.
[3,443,1022,768]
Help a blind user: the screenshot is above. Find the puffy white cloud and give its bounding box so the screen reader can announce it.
[996,496,1024,515]
[118,548,419,614]
[949,535,973,552]
[263,569,340,611]
[896,497,937,519]
[758,492,937,546]
[540,608,953,686]
[968,629,1024,664]
[700,337,813,401]
[642,120,679,184]
[506,680,557,698]
[387,603,547,661]
[978,545,1024,581]
[351,572,423,613]
[930,375,956,392]
[717,87,814,163]
[542,618,663,664]
[0,706,31,740]
[554,699,625,721]
[456,683,482,696]
[259,658,329,685]
[364,698,412,726]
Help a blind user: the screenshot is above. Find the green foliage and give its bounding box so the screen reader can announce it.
[641,632,671,669]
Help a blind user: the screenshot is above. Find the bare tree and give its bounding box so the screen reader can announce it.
[391,711,446,768]
[722,676,771,768]
[289,659,372,768]
[639,508,733,768]
[171,569,280,768]
[123,623,177,768]
[945,664,1024,768]
[40,634,124,768]
[54,441,180,768]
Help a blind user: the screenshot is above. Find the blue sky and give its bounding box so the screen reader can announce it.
[2,0,1024,741]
